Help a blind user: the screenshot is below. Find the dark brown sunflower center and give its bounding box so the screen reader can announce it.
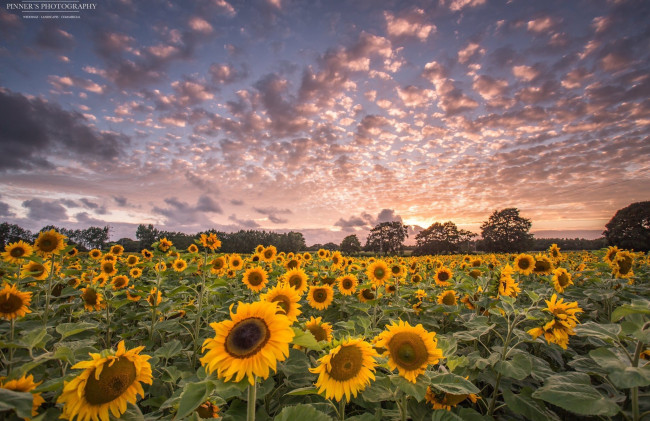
[232,259,242,268]
[196,402,218,418]
[374,267,386,279]
[312,288,328,303]
[437,271,450,282]
[213,259,224,269]
[389,332,429,371]
[127,256,137,265]
[114,278,127,288]
[307,324,328,342]
[472,260,481,267]
[0,293,23,313]
[84,357,137,405]
[10,247,25,258]
[328,345,363,381]
[102,262,114,273]
[469,270,480,279]
[517,259,531,270]
[83,288,98,305]
[534,260,551,272]
[248,272,263,286]
[441,293,456,305]
[271,295,290,314]
[443,393,469,406]
[29,264,46,277]
[391,266,401,275]
[264,250,273,259]
[288,275,303,289]
[225,318,270,358]
[91,251,101,258]
[618,258,633,274]
[361,289,375,300]
[558,273,570,287]
[341,279,354,290]
[38,236,57,252]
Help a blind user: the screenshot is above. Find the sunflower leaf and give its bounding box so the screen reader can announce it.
[291,327,321,350]
[274,404,333,421]
[56,322,97,340]
[532,372,619,416]
[427,373,480,395]
[0,388,34,419]
[573,322,621,342]
[494,353,532,380]
[390,374,429,402]
[175,380,214,420]
[502,387,560,421]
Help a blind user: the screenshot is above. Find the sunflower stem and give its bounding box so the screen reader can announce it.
[43,257,56,324]
[398,394,408,421]
[338,399,346,421]
[631,324,648,421]
[192,250,209,368]
[105,288,112,347]
[7,318,15,375]
[247,378,257,421]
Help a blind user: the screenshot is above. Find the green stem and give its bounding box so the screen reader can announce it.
[43,258,56,324]
[105,289,111,347]
[247,378,257,421]
[7,318,15,375]
[631,323,649,421]
[398,394,408,421]
[487,316,516,417]
[193,250,209,367]
[339,399,346,421]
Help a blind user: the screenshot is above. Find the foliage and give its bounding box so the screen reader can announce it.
[413,221,477,255]
[604,201,650,252]
[480,208,533,252]
[0,222,33,247]
[364,221,409,255]
[340,234,362,255]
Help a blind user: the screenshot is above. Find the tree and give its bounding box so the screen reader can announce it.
[0,222,33,248]
[413,221,477,255]
[340,234,362,255]
[364,221,409,255]
[136,224,159,250]
[603,201,650,252]
[480,208,533,252]
[77,226,110,250]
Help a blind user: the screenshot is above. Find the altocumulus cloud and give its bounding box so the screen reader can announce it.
[22,199,68,221]
[0,89,129,171]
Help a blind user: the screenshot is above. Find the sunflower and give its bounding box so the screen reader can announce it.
[612,251,634,279]
[337,274,358,295]
[141,249,153,259]
[358,288,376,303]
[374,320,443,383]
[156,237,172,252]
[330,251,344,268]
[100,261,118,277]
[282,268,309,295]
[284,257,300,270]
[102,253,117,263]
[513,254,535,276]
[172,258,188,272]
[200,233,222,251]
[302,252,312,262]
[0,283,32,320]
[604,246,619,264]
[434,267,453,287]
[317,249,328,259]
[196,401,220,418]
[0,374,45,416]
[228,254,244,271]
[89,249,103,260]
[366,260,390,287]
[201,300,294,385]
[126,289,141,302]
[532,255,554,276]
[310,337,379,402]
[187,244,199,253]
[2,240,34,264]
[147,288,162,306]
[21,261,49,280]
[255,245,265,254]
[498,265,520,298]
[425,385,479,410]
[154,261,166,273]
[308,285,334,310]
[390,263,404,278]
[260,283,302,323]
[210,256,226,274]
[552,268,573,293]
[305,316,333,342]
[125,255,140,266]
[34,229,67,256]
[437,290,458,306]
[528,294,582,349]
[111,275,129,290]
[57,340,152,421]
[129,267,143,279]
[260,245,276,262]
[548,244,563,261]
[110,244,124,256]
[81,286,105,311]
[242,267,269,292]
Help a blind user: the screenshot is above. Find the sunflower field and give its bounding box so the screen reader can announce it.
[1,230,649,421]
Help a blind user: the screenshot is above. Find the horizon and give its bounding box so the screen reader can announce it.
[1,0,648,245]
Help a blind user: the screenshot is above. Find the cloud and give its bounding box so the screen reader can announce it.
[377,208,403,223]
[23,199,68,221]
[228,214,260,228]
[0,200,14,217]
[152,195,222,226]
[254,206,291,224]
[209,63,248,84]
[113,196,128,206]
[231,199,244,206]
[35,23,75,50]
[0,89,129,171]
[447,0,486,12]
[458,42,484,64]
[384,9,436,41]
[527,16,557,33]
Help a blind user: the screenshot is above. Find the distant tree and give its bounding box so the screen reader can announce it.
[603,201,650,252]
[0,222,33,248]
[116,237,141,253]
[78,226,110,250]
[480,208,533,252]
[365,221,409,255]
[136,224,159,250]
[321,242,339,251]
[413,221,477,255]
[340,234,362,255]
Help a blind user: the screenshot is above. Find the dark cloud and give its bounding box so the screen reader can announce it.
[268,215,288,224]
[228,214,260,228]
[60,199,78,208]
[0,200,14,217]
[113,196,128,206]
[35,23,75,50]
[334,212,374,229]
[22,199,68,221]
[196,195,223,213]
[152,195,222,226]
[254,206,291,224]
[230,199,245,206]
[377,208,403,224]
[0,89,129,171]
[185,172,220,194]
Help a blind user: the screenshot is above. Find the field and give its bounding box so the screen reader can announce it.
[1,232,649,421]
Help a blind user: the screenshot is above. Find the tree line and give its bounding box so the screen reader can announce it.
[1,201,647,254]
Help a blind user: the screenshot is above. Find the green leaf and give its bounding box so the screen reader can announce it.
[390,374,429,402]
[361,375,394,402]
[56,322,97,340]
[281,349,310,376]
[494,353,532,380]
[573,322,621,342]
[502,387,559,421]
[589,347,650,388]
[0,388,34,419]
[120,403,145,421]
[428,373,479,395]
[291,327,321,350]
[611,300,650,322]
[431,410,464,421]
[274,404,333,421]
[532,372,619,416]
[176,380,214,419]
[285,386,319,396]
[20,327,48,349]
[155,339,183,359]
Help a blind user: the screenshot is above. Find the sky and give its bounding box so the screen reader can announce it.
[0,0,649,245]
